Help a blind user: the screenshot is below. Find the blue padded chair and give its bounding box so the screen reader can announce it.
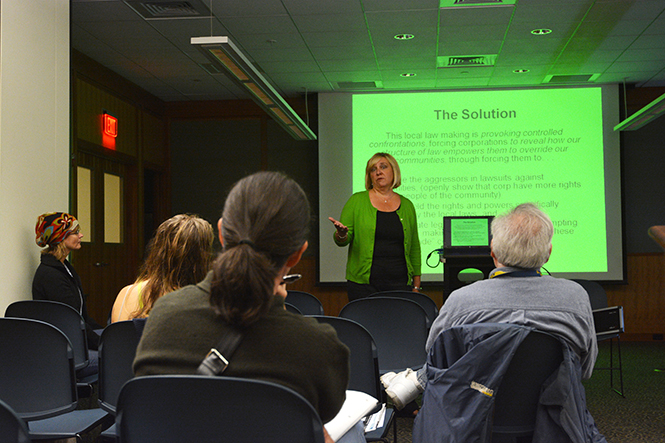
[5,300,98,387]
[312,316,396,442]
[368,290,438,323]
[0,399,31,443]
[0,317,111,441]
[286,290,325,315]
[116,375,326,443]
[284,302,303,314]
[339,297,430,374]
[97,319,145,441]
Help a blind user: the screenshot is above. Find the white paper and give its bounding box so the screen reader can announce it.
[324,390,380,441]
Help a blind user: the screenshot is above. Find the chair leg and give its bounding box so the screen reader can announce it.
[610,336,625,397]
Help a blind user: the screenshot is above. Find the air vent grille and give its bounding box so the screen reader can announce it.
[438,55,496,68]
[545,74,596,83]
[124,0,210,19]
[336,81,383,90]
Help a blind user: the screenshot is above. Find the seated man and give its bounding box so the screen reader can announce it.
[383,202,597,407]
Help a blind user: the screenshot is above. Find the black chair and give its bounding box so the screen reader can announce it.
[284,302,303,314]
[5,300,98,388]
[0,317,111,441]
[491,330,564,442]
[97,319,145,441]
[0,399,31,443]
[339,297,430,374]
[369,290,438,323]
[286,290,325,315]
[312,316,396,442]
[572,279,625,396]
[116,375,326,443]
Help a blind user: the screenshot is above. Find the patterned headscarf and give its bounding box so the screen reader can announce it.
[35,212,80,247]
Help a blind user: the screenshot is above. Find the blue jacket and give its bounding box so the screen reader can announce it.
[413,323,606,443]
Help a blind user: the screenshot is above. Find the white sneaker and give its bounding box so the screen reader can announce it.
[383,369,423,410]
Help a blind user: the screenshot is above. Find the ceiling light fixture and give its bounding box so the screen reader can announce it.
[394,34,414,40]
[401,73,417,77]
[513,69,530,73]
[531,28,552,35]
[614,91,665,131]
[191,36,316,140]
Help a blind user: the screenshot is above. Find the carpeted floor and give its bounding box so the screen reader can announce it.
[388,340,665,443]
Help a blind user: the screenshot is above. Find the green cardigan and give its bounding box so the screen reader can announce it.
[133,272,350,423]
[334,190,421,285]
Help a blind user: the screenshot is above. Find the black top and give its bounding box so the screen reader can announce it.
[32,253,101,349]
[370,209,407,287]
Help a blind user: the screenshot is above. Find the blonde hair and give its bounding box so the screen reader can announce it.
[132,214,215,318]
[43,242,70,261]
[364,152,401,190]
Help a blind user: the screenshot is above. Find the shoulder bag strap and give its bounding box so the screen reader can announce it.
[196,328,244,376]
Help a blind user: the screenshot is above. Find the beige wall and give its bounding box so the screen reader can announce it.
[0,1,70,313]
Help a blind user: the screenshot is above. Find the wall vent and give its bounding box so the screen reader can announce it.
[124,0,210,19]
[438,55,496,68]
[336,81,383,90]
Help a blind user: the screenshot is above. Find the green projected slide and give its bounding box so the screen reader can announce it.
[351,88,607,275]
[451,218,489,247]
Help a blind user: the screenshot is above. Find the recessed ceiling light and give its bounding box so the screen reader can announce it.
[531,28,552,35]
[513,69,530,73]
[401,73,417,77]
[394,34,415,40]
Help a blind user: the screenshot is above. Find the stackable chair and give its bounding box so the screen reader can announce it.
[0,399,31,443]
[369,290,438,324]
[97,319,145,441]
[4,300,98,390]
[573,279,625,396]
[115,375,326,443]
[339,297,430,374]
[284,302,303,315]
[312,316,396,442]
[286,290,325,315]
[0,317,111,441]
[491,330,564,442]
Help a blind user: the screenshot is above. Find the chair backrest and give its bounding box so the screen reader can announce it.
[571,279,608,310]
[116,375,326,443]
[5,300,90,371]
[286,290,325,315]
[98,320,144,414]
[369,290,438,323]
[284,302,303,315]
[339,297,430,374]
[492,330,563,439]
[0,317,78,420]
[0,399,31,443]
[311,316,383,401]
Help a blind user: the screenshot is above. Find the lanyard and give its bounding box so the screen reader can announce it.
[490,268,542,279]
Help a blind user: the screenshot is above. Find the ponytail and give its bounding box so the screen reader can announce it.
[209,172,310,328]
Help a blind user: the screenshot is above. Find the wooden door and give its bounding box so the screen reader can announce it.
[72,149,138,325]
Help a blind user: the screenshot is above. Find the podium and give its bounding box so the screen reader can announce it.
[442,253,494,302]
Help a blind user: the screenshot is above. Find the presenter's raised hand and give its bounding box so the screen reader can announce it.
[328,217,349,240]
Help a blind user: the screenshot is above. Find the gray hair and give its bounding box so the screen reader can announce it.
[490,203,553,269]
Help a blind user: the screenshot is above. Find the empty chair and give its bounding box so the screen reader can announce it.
[0,399,31,443]
[339,297,429,374]
[0,317,111,441]
[5,299,98,385]
[97,319,145,441]
[286,290,325,315]
[312,316,395,442]
[573,279,625,396]
[116,375,326,443]
[369,290,438,323]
